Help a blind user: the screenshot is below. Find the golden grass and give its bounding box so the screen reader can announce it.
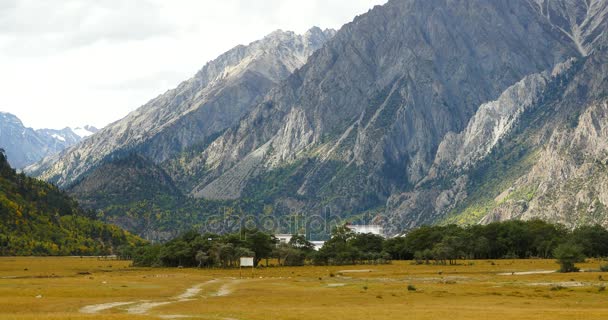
[0,257,607,319]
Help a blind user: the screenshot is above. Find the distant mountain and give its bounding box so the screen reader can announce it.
[0,150,143,256]
[0,112,96,169]
[71,125,99,138]
[28,0,608,239]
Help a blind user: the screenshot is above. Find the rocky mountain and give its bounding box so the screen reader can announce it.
[28,0,608,239]
[177,0,583,214]
[384,0,608,233]
[0,112,96,169]
[27,27,336,187]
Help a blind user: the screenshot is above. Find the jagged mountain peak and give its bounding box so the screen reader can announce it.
[27,27,335,187]
[0,112,88,169]
[0,112,24,126]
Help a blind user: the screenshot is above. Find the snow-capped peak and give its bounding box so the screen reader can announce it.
[51,133,66,142]
[71,125,99,138]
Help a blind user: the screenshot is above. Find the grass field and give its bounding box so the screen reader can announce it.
[0,257,607,319]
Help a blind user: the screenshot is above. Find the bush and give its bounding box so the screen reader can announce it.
[600,264,608,272]
[407,284,417,291]
[553,243,586,273]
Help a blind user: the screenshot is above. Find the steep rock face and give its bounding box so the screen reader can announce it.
[27,27,335,186]
[385,29,608,233]
[384,59,580,232]
[188,0,578,212]
[480,49,608,227]
[530,0,608,56]
[431,59,576,176]
[0,112,89,169]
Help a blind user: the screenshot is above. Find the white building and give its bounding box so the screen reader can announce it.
[311,241,325,251]
[275,234,325,250]
[274,234,294,244]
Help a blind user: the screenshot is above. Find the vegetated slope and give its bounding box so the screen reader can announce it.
[27,27,336,187]
[0,151,143,255]
[0,112,94,169]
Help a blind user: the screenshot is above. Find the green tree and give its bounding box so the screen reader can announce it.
[275,243,306,266]
[383,236,412,260]
[553,243,586,273]
[195,250,209,268]
[288,234,315,252]
[570,225,608,257]
[243,230,276,266]
[350,233,384,254]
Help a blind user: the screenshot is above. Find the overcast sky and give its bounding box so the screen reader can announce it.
[0,0,387,130]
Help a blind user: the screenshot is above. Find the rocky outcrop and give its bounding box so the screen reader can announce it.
[431,59,576,176]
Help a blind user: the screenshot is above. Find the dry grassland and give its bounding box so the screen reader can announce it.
[0,257,607,319]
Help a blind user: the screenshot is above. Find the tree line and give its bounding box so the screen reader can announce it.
[383,220,608,264]
[123,219,608,268]
[122,226,390,267]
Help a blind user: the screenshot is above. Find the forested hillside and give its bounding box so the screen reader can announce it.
[0,150,143,255]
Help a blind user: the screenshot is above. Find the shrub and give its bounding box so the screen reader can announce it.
[407,284,417,291]
[553,243,586,273]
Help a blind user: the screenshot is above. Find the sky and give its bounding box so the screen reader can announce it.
[0,0,387,130]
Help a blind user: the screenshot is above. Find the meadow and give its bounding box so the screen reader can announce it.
[0,257,606,320]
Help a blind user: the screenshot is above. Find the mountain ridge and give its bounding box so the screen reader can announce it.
[26,0,608,239]
[27,27,336,187]
[0,112,97,169]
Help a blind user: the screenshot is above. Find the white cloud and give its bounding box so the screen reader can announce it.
[0,0,387,129]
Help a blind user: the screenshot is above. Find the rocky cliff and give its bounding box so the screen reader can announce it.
[183,0,581,217]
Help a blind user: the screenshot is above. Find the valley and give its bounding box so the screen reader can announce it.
[17,0,608,240]
[0,257,606,319]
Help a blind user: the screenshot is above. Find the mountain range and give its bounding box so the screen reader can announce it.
[25,0,608,240]
[0,112,97,169]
